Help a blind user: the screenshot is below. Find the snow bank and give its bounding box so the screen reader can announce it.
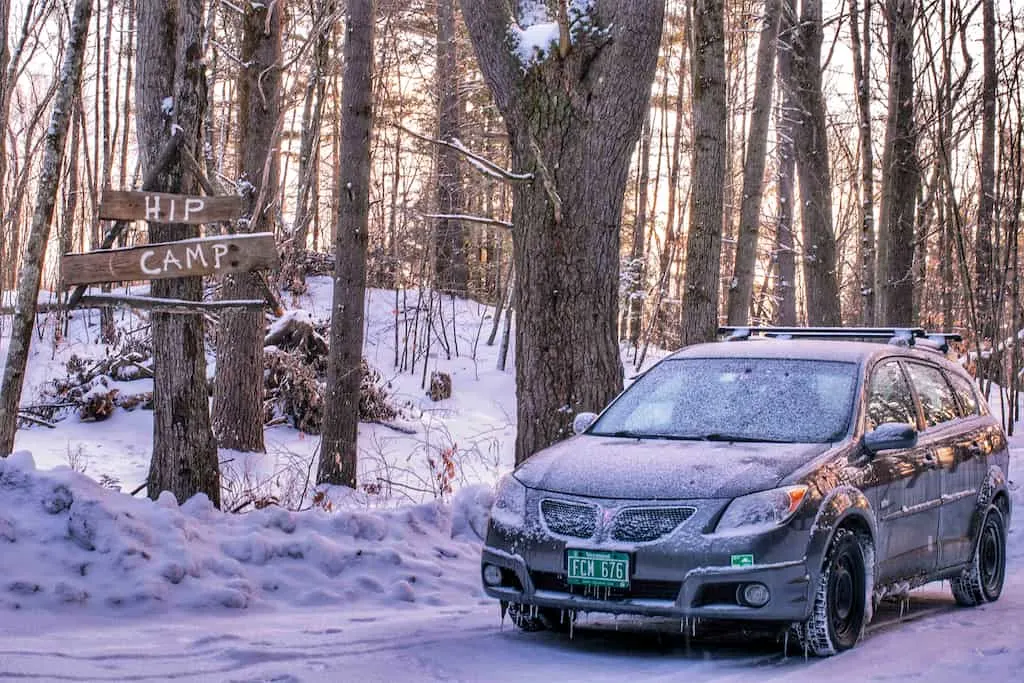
[0,452,492,614]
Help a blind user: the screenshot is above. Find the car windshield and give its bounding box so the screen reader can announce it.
[589,357,859,443]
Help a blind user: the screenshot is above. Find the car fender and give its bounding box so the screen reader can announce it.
[804,485,878,575]
[967,465,1011,542]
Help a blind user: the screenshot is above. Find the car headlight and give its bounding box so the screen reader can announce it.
[489,474,527,529]
[715,485,808,534]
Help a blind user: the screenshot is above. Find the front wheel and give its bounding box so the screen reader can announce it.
[801,528,873,656]
[951,505,1006,607]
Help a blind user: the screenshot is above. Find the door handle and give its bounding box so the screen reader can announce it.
[966,443,985,457]
[922,452,939,469]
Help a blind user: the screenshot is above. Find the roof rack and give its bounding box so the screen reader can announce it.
[717,326,963,353]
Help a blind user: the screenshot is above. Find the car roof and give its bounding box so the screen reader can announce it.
[666,338,959,367]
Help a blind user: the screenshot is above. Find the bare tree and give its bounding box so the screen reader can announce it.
[791,0,841,325]
[680,0,727,344]
[774,0,798,325]
[434,0,467,295]
[319,0,376,487]
[136,0,220,505]
[0,0,93,458]
[875,0,919,325]
[726,0,781,325]
[976,0,996,343]
[212,0,283,453]
[458,1,664,463]
[850,0,875,325]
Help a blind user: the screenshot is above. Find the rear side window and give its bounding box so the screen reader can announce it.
[905,363,959,427]
[945,371,980,417]
[866,361,917,431]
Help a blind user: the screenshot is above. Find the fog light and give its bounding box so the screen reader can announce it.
[483,564,504,586]
[740,583,770,607]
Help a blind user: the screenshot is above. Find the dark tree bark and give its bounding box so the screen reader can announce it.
[0,0,12,292]
[726,0,781,325]
[850,0,876,325]
[976,0,996,342]
[875,0,918,325]
[680,0,728,344]
[460,1,664,464]
[434,0,467,295]
[319,0,376,487]
[0,0,93,458]
[791,0,841,325]
[136,0,219,505]
[775,0,798,325]
[212,0,282,453]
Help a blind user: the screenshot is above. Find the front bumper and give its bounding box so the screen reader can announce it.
[482,545,812,621]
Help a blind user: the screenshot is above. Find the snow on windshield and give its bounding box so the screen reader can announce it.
[590,358,859,443]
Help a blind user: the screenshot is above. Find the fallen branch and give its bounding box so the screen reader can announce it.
[367,420,418,435]
[17,412,56,428]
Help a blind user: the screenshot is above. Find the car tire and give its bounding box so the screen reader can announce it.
[951,505,1006,607]
[801,528,873,656]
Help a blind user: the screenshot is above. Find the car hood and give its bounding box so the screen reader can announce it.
[513,435,833,500]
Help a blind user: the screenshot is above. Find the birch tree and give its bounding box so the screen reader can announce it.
[0,0,93,458]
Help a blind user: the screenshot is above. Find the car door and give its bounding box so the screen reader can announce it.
[934,369,992,567]
[901,362,966,571]
[862,359,942,582]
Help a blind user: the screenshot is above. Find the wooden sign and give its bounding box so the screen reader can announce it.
[61,233,280,285]
[99,190,244,224]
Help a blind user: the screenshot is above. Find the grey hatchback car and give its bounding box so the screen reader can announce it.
[480,328,1011,655]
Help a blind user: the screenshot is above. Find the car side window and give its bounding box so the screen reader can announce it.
[904,363,959,427]
[866,361,917,431]
[945,371,981,417]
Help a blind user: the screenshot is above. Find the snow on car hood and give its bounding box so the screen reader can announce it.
[513,435,832,500]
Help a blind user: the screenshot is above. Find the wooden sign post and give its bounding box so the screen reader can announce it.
[62,233,280,285]
[60,189,281,314]
[99,190,244,225]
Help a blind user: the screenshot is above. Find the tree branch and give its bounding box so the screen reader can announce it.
[422,213,512,229]
[396,123,533,183]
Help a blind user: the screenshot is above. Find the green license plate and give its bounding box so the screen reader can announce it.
[566,549,630,588]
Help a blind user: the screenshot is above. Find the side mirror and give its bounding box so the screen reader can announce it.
[572,412,598,435]
[863,423,918,454]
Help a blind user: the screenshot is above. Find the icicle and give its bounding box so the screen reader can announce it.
[783,628,790,659]
[570,612,575,640]
[500,602,507,631]
[899,596,907,620]
[803,624,809,661]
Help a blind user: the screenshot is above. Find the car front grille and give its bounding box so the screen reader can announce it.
[610,506,696,542]
[540,499,598,539]
[531,571,681,601]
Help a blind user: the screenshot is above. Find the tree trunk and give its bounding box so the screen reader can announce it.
[460,1,663,464]
[792,0,841,325]
[136,0,219,505]
[319,0,376,487]
[850,0,876,325]
[976,0,996,343]
[680,0,727,345]
[0,0,12,293]
[434,0,467,295]
[726,0,781,325]
[0,0,93,458]
[626,110,653,349]
[875,0,918,325]
[775,0,798,325]
[212,0,281,454]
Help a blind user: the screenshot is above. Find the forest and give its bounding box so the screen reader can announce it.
[0,0,1021,507]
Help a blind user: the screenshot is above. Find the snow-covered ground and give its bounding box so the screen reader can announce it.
[1,282,1022,681]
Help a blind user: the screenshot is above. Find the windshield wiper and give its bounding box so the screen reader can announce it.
[690,433,790,443]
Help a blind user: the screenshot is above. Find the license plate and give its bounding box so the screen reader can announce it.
[566,549,630,588]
